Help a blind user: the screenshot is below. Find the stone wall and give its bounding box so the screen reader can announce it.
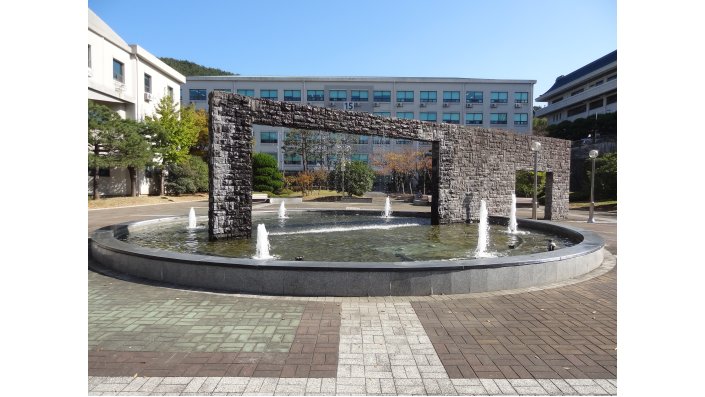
[209,92,570,240]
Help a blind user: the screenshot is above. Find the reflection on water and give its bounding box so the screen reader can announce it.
[122,212,574,262]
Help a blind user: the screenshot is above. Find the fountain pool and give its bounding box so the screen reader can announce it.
[90,209,605,296]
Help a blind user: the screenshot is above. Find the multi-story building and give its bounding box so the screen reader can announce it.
[183,76,536,173]
[535,50,617,124]
[88,8,185,196]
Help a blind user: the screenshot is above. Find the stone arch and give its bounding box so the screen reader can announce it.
[208,92,570,240]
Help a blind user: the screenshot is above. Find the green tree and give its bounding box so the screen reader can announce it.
[88,101,121,199]
[515,170,546,198]
[166,155,209,195]
[532,117,549,136]
[281,129,318,172]
[113,119,153,196]
[88,101,152,198]
[329,161,375,197]
[252,152,284,193]
[144,96,200,195]
[587,152,617,200]
[188,107,209,160]
[158,57,236,76]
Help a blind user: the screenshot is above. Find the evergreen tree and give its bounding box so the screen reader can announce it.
[144,97,200,195]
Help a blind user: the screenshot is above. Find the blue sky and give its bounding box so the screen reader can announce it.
[87,0,616,101]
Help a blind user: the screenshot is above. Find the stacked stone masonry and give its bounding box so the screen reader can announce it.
[209,92,570,240]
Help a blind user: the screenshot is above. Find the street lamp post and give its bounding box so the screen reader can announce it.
[588,149,599,223]
[530,141,542,220]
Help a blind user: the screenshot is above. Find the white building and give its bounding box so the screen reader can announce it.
[535,50,617,124]
[88,8,185,196]
[182,76,536,172]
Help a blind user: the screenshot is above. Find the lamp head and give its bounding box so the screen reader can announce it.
[589,149,599,159]
[530,141,542,152]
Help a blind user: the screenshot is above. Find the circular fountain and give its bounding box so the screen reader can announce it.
[90,205,605,296]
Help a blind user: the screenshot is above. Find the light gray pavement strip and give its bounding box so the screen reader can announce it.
[88,198,617,395]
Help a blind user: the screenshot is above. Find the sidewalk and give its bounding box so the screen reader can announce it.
[88,198,617,395]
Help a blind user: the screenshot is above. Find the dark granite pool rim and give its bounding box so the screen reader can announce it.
[90,210,604,296]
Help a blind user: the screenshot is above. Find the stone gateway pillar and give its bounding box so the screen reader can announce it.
[208,92,571,241]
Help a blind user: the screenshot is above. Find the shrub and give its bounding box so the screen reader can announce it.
[252,152,283,193]
[329,161,375,196]
[166,155,208,195]
[515,170,546,198]
[586,152,617,200]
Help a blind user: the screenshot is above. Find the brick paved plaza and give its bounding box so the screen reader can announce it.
[88,198,617,395]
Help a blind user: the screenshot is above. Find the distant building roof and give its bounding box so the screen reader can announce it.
[541,50,617,96]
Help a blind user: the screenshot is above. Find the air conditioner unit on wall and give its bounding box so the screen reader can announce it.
[144,92,152,101]
[491,103,498,108]
[514,103,522,108]
[420,103,426,108]
[443,103,450,108]
[465,103,473,108]
[374,102,380,107]
[396,103,403,107]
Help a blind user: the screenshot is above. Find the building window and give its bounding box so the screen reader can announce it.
[307,90,324,101]
[284,90,301,101]
[571,88,584,96]
[351,153,369,163]
[352,135,368,144]
[373,90,391,102]
[490,113,508,124]
[443,91,460,103]
[567,105,586,117]
[237,89,254,97]
[284,153,302,164]
[112,59,124,82]
[466,91,483,103]
[490,91,508,103]
[260,131,278,144]
[396,91,414,102]
[606,74,617,82]
[372,136,390,144]
[551,97,563,104]
[589,98,604,110]
[465,113,483,125]
[396,112,414,119]
[213,88,231,93]
[260,89,278,100]
[144,74,152,94]
[420,91,437,103]
[374,112,391,117]
[513,113,528,125]
[420,112,437,122]
[351,90,369,102]
[329,90,347,101]
[189,89,207,101]
[396,139,412,144]
[514,92,528,103]
[167,86,174,99]
[606,94,617,105]
[88,167,110,177]
[442,113,460,124]
[88,45,92,68]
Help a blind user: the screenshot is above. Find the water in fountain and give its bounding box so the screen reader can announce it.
[188,207,197,229]
[278,201,288,219]
[253,224,274,259]
[474,199,495,258]
[507,194,518,234]
[382,196,392,218]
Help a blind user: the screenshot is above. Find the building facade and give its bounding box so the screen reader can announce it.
[535,50,617,124]
[88,8,185,196]
[182,76,536,173]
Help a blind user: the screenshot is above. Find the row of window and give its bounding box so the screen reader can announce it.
[282,153,370,165]
[109,57,174,98]
[259,112,528,144]
[189,88,530,104]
